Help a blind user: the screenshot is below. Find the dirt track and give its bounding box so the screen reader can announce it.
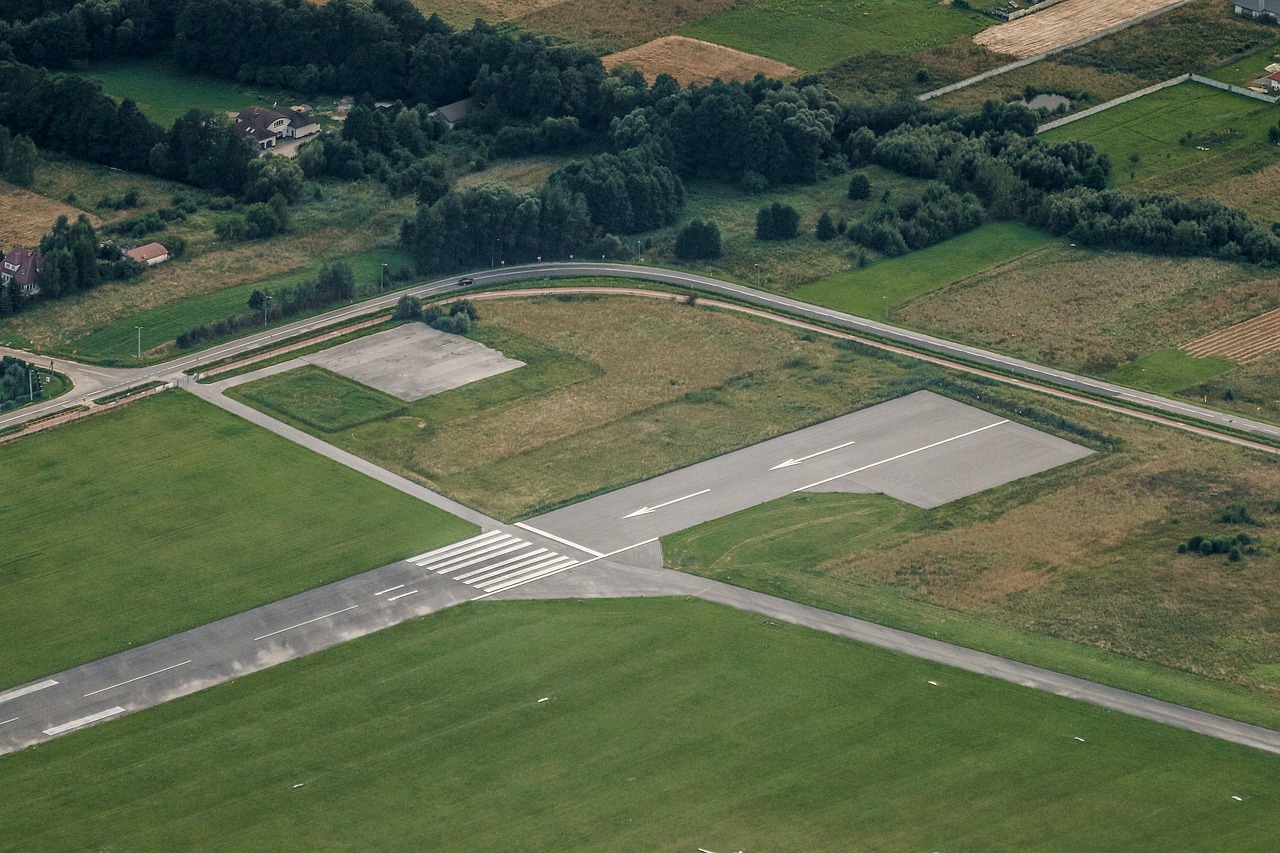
[974,0,1180,59]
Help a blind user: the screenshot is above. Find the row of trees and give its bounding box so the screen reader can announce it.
[176,262,356,348]
[0,355,39,408]
[848,186,987,256]
[0,126,36,186]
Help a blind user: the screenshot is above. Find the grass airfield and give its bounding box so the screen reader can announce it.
[1,598,1276,852]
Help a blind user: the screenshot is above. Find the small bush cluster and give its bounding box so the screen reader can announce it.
[1178,532,1256,562]
[424,299,479,335]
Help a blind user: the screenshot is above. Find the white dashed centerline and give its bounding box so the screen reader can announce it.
[374,584,405,596]
[254,605,359,642]
[386,590,418,602]
[43,707,126,736]
[795,420,1009,492]
[84,660,192,698]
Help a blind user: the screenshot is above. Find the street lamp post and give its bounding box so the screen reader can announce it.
[28,365,34,401]
[636,240,642,260]
[754,263,760,289]
[381,263,388,292]
[263,293,272,327]
[135,326,143,360]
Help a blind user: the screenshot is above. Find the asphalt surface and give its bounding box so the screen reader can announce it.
[5,263,1280,760]
[525,390,1091,555]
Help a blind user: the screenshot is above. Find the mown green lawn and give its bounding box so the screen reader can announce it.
[1042,82,1280,188]
[793,222,1053,318]
[77,54,323,127]
[73,247,412,363]
[0,391,475,689]
[2,598,1276,851]
[682,0,990,70]
[1108,348,1236,395]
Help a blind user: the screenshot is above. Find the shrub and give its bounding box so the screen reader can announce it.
[675,220,723,259]
[392,295,422,321]
[756,202,800,240]
[847,172,872,200]
[1220,503,1257,525]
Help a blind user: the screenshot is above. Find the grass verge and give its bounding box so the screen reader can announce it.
[1107,348,1236,395]
[1,598,1276,851]
[793,222,1053,318]
[0,391,475,688]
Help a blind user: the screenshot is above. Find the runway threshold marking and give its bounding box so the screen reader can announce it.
[622,488,712,519]
[795,420,1010,492]
[770,439,857,470]
[43,707,126,736]
[0,679,58,704]
[254,605,359,641]
[514,522,605,558]
[84,660,193,697]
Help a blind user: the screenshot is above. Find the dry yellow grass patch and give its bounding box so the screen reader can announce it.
[454,157,568,192]
[516,0,742,52]
[1184,306,1280,363]
[0,181,99,249]
[974,0,1181,58]
[604,36,797,86]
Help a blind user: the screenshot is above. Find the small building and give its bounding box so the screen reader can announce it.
[125,242,170,266]
[1235,0,1279,22]
[0,246,41,297]
[1262,71,1280,92]
[431,97,474,130]
[235,105,321,151]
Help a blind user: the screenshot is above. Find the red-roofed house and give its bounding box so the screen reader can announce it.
[125,242,170,266]
[1265,72,1280,93]
[1,246,41,297]
[236,106,320,151]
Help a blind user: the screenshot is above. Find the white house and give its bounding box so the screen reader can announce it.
[236,106,321,151]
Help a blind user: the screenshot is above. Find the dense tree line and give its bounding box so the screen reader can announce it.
[847,185,986,256]
[0,63,251,193]
[1034,189,1280,264]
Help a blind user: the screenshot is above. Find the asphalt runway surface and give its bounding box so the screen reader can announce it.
[523,391,1092,556]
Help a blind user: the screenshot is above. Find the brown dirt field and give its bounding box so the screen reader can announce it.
[0,182,99,249]
[515,0,742,52]
[974,0,1183,59]
[1184,307,1280,363]
[603,36,797,86]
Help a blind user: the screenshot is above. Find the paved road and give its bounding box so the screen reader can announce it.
[3,262,1276,450]
[5,263,1280,758]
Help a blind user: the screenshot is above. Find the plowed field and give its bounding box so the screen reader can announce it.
[603,36,796,86]
[974,0,1182,59]
[1183,307,1280,363]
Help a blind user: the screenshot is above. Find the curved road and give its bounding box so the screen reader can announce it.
[4,261,1275,448]
[3,262,1280,757]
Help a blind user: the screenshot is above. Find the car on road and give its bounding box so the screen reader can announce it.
[459,277,475,286]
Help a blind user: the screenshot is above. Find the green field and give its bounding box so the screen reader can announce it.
[793,222,1053,318]
[3,598,1277,851]
[1042,82,1280,190]
[71,247,412,363]
[77,55,324,127]
[0,391,475,688]
[682,0,991,70]
[1107,348,1237,395]
[1205,39,1280,87]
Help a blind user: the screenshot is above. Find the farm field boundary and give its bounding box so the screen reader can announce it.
[919,0,1195,101]
[1038,73,1278,133]
[1185,307,1280,363]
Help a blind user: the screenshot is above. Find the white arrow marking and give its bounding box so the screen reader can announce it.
[623,489,711,519]
[770,439,857,470]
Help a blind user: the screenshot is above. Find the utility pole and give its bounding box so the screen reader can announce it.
[136,326,143,360]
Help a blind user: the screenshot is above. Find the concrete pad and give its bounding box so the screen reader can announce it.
[525,391,1093,555]
[303,324,523,401]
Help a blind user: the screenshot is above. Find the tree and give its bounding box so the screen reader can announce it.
[674,220,722,260]
[392,294,423,320]
[815,211,837,241]
[847,171,871,200]
[6,134,37,187]
[247,289,267,312]
[756,202,799,240]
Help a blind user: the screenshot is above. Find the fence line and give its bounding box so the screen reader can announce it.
[918,0,1196,102]
[1035,74,1279,133]
[1035,74,1189,132]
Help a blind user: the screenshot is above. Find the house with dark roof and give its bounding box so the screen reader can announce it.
[236,106,321,151]
[1236,0,1279,22]
[431,97,474,129]
[1,246,41,297]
